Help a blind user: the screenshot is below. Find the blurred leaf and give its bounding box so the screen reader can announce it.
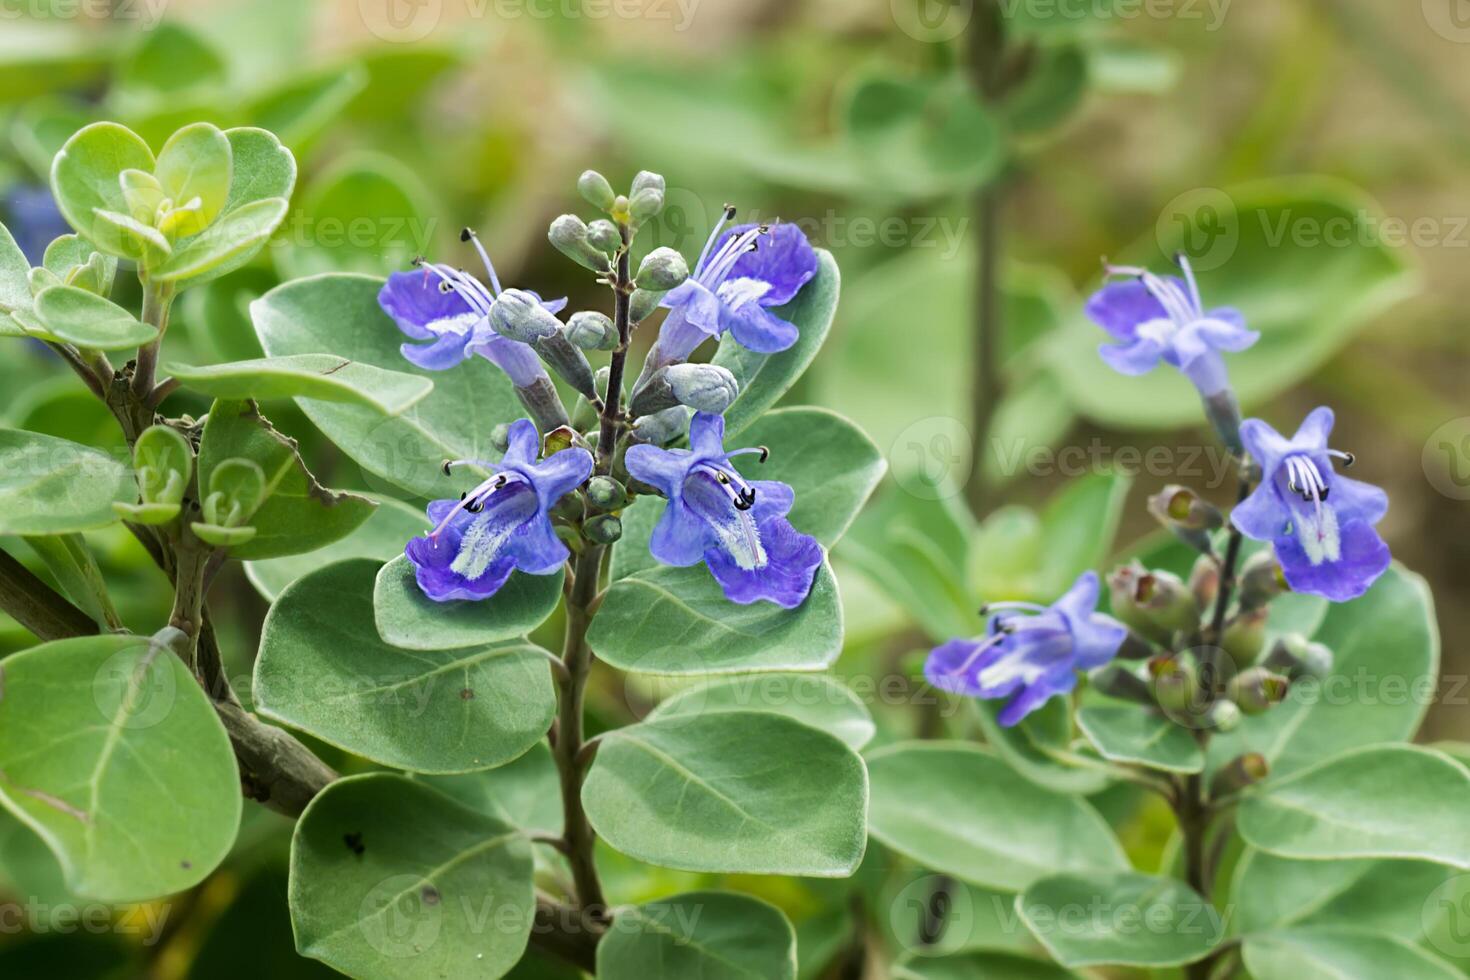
[1243,928,1460,979]
[114,22,227,102]
[345,47,467,123]
[0,428,132,535]
[10,99,94,180]
[1085,40,1182,94]
[597,891,797,980]
[33,284,157,350]
[1019,871,1222,967]
[894,953,1078,979]
[373,554,563,652]
[1004,46,1087,134]
[247,65,369,152]
[0,22,106,105]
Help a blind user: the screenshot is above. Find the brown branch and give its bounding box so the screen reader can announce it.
[0,547,101,640]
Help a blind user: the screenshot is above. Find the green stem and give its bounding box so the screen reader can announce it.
[132,280,174,408]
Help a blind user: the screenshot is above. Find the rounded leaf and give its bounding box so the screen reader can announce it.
[597,891,798,980]
[373,554,564,652]
[49,121,156,260]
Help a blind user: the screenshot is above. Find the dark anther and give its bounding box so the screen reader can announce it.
[715,471,730,484]
[740,487,756,506]
[466,499,484,513]
[734,492,754,512]
[723,204,737,220]
[1287,481,1300,494]
[441,460,454,477]
[1342,452,1356,467]
[438,281,454,294]
[411,255,425,266]
[459,492,468,501]
[757,224,771,234]
[461,227,476,242]
[756,445,770,463]
[1320,486,1331,501]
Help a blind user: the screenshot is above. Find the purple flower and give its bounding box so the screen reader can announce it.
[4,186,68,263]
[624,412,822,608]
[1231,407,1389,602]
[648,214,818,368]
[1087,256,1258,399]
[378,236,565,386]
[925,572,1127,727]
[405,419,592,602]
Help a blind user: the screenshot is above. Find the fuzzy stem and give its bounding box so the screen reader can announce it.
[132,280,173,403]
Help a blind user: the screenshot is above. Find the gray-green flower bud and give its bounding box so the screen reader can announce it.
[636,247,689,291]
[548,214,612,273]
[630,363,738,417]
[629,288,665,323]
[566,311,617,351]
[1089,663,1152,704]
[490,423,512,453]
[1210,752,1268,797]
[586,476,627,510]
[1108,562,1200,644]
[1262,633,1334,681]
[631,405,692,447]
[630,170,665,196]
[490,289,562,344]
[1149,655,1200,715]
[1208,699,1242,733]
[577,169,616,211]
[1228,666,1289,715]
[1221,606,1269,666]
[588,219,621,256]
[1237,550,1287,612]
[584,513,623,544]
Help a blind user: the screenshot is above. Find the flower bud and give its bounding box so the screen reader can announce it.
[1089,663,1152,704]
[490,423,512,453]
[594,365,611,401]
[629,287,665,323]
[1262,633,1334,681]
[631,170,665,196]
[636,247,689,291]
[630,363,738,416]
[578,169,616,211]
[1210,752,1268,798]
[588,219,621,255]
[1108,562,1200,644]
[631,405,692,447]
[1221,606,1269,666]
[1207,699,1241,733]
[1228,666,1289,715]
[1149,655,1199,715]
[1148,484,1224,531]
[1237,550,1287,612]
[542,425,580,457]
[490,289,562,343]
[532,332,598,400]
[1189,554,1220,611]
[586,476,627,511]
[584,513,623,544]
[566,311,617,351]
[549,214,612,273]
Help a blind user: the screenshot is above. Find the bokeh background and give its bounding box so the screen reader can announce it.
[1,0,1467,975]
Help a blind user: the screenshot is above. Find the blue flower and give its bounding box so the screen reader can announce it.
[624,412,822,608]
[1231,407,1389,602]
[378,236,564,385]
[4,186,68,263]
[924,572,1127,727]
[647,215,818,369]
[405,419,592,602]
[1087,256,1258,398]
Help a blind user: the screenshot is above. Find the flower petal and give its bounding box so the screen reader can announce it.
[625,443,694,498]
[1292,406,1335,449]
[1085,278,1171,340]
[722,301,799,353]
[648,497,711,567]
[688,411,727,459]
[400,333,473,371]
[1099,337,1164,376]
[1240,417,1294,475]
[500,419,541,470]
[924,638,990,697]
[506,515,570,574]
[721,223,818,306]
[1330,473,1388,526]
[1274,518,1390,602]
[528,447,594,506]
[703,515,822,608]
[1232,483,1291,540]
[379,270,474,340]
[997,667,1077,728]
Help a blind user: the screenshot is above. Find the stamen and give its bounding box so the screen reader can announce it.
[695,205,738,274]
[722,446,770,464]
[979,600,1049,616]
[461,227,503,296]
[1174,252,1204,316]
[1326,449,1355,467]
[946,630,1010,677]
[429,473,517,538]
[702,224,769,287]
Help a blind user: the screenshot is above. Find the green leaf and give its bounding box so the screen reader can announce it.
[163,354,433,416]
[1231,849,1456,939]
[894,953,1078,980]
[1018,871,1223,968]
[276,153,434,280]
[220,127,298,213]
[49,122,156,260]
[115,23,227,98]
[970,699,1114,796]
[255,559,556,773]
[648,673,876,751]
[587,561,842,676]
[153,123,233,240]
[1076,707,1204,774]
[32,285,159,350]
[1207,564,1437,778]
[582,711,867,876]
[152,197,290,284]
[245,64,368,153]
[245,496,426,601]
[0,24,106,105]
[43,234,117,297]
[197,400,374,560]
[597,891,798,980]
[844,75,1004,198]
[1242,928,1460,980]
[730,408,885,546]
[713,250,839,437]
[371,552,563,651]
[0,634,241,902]
[251,274,522,499]
[422,741,562,836]
[1004,45,1088,134]
[1238,744,1470,868]
[0,221,32,314]
[290,773,534,979]
[0,428,133,535]
[22,533,119,630]
[1048,180,1419,428]
[866,742,1127,892]
[1035,470,1132,598]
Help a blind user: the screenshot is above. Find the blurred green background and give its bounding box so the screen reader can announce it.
[1,0,1467,975]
